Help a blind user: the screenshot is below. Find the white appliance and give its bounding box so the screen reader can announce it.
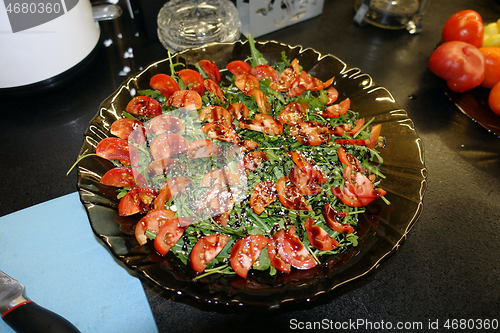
[0,0,101,93]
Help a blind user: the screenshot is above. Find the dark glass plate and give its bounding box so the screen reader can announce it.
[442,85,500,137]
[77,40,427,309]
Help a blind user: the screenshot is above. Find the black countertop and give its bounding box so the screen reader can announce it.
[2,0,500,332]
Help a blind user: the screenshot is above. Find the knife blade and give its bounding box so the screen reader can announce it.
[0,270,81,333]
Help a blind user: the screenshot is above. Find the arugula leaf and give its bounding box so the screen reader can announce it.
[248,34,267,67]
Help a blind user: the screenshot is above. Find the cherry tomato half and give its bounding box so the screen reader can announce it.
[185,139,223,159]
[204,79,226,103]
[118,187,157,216]
[126,96,162,117]
[267,230,292,273]
[96,137,130,163]
[177,69,205,95]
[150,73,180,98]
[145,114,184,136]
[250,64,279,83]
[198,60,221,83]
[284,225,318,270]
[249,181,278,215]
[154,218,187,256]
[190,234,230,273]
[304,217,339,251]
[150,133,189,160]
[134,209,176,245]
[230,234,268,278]
[110,118,145,144]
[322,203,353,234]
[168,90,203,110]
[235,73,260,96]
[226,60,252,75]
[100,167,147,188]
[276,176,312,211]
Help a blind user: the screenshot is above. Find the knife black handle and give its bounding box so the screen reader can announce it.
[2,301,81,333]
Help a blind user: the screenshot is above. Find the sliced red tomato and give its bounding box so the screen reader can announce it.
[257,114,283,135]
[154,218,187,255]
[167,90,203,110]
[198,60,221,82]
[289,166,322,196]
[250,64,279,83]
[177,69,205,95]
[287,151,328,185]
[332,165,386,208]
[226,60,252,75]
[334,138,368,146]
[240,151,269,173]
[249,181,278,215]
[146,158,177,177]
[276,176,312,211]
[199,105,234,128]
[337,146,366,173]
[331,185,371,208]
[227,102,249,121]
[297,70,325,91]
[226,140,259,160]
[366,124,382,149]
[279,102,308,125]
[322,203,353,234]
[250,89,271,114]
[349,118,366,136]
[96,137,130,163]
[284,225,318,270]
[322,98,350,118]
[100,167,147,188]
[201,169,240,187]
[126,96,162,117]
[150,133,189,160]
[267,230,292,273]
[335,124,382,148]
[145,114,184,135]
[269,67,297,91]
[190,234,230,273]
[289,121,330,146]
[345,167,386,199]
[235,73,260,96]
[110,118,145,144]
[287,82,307,97]
[204,79,226,103]
[201,122,240,143]
[304,217,339,251]
[150,73,180,98]
[230,234,268,278]
[185,139,222,159]
[239,115,283,136]
[134,209,176,245]
[326,86,339,105]
[118,187,157,216]
[153,176,193,210]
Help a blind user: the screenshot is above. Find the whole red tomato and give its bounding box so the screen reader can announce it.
[428,41,485,93]
[442,10,484,48]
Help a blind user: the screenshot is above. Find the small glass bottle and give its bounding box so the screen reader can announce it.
[157,0,241,52]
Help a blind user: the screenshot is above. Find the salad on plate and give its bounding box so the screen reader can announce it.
[87,37,389,280]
